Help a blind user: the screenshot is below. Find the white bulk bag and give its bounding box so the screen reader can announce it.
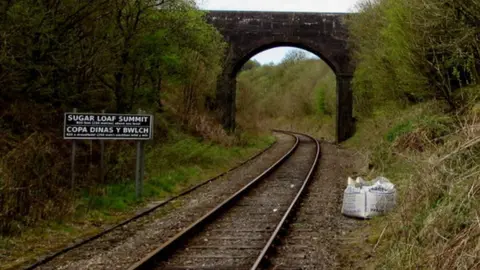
[341,177,396,219]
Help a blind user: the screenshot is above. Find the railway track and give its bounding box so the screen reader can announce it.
[27,131,296,270]
[129,131,320,270]
[26,131,320,270]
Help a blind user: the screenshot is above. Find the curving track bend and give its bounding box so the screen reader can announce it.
[130,132,320,270]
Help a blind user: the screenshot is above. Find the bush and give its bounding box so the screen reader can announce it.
[348,0,480,115]
[386,115,453,151]
[377,114,480,269]
[0,133,71,234]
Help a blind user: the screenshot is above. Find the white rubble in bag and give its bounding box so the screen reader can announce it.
[341,176,396,219]
[347,177,355,186]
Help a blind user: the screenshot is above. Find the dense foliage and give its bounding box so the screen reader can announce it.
[0,0,226,234]
[236,50,336,136]
[349,0,480,116]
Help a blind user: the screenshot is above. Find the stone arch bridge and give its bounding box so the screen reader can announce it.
[206,11,355,142]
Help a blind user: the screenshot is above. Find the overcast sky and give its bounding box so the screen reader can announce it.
[197,0,360,65]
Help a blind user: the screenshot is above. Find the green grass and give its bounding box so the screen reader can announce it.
[342,101,480,269]
[75,131,274,215]
[385,120,414,142]
[1,130,274,270]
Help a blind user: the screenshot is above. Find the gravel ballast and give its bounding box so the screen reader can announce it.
[267,142,365,270]
[157,134,318,269]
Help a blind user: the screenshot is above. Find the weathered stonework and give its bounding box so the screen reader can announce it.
[206,11,355,142]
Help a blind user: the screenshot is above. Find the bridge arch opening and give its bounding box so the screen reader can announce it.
[231,42,339,78]
[235,46,337,139]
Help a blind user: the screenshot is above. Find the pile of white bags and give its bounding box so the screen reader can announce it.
[341,176,396,219]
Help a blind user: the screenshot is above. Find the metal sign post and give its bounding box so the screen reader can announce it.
[100,110,105,184]
[135,139,145,199]
[135,109,146,199]
[71,108,77,190]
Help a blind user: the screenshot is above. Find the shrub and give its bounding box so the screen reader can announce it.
[377,114,480,269]
[348,0,480,115]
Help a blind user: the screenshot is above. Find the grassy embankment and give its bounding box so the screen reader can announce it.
[340,0,480,268]
[0,125,274,269]
[342,99,479,269]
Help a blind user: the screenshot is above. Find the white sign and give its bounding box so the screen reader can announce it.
[64,113,153,140]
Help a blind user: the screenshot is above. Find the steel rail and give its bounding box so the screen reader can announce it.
[24,134,285,270]
[251,130,321,270]
[128,132,301,270]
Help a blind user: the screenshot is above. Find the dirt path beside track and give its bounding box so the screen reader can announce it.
[268,142,366,270]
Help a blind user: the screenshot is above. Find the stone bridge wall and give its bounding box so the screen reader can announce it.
[206,11,355,142]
